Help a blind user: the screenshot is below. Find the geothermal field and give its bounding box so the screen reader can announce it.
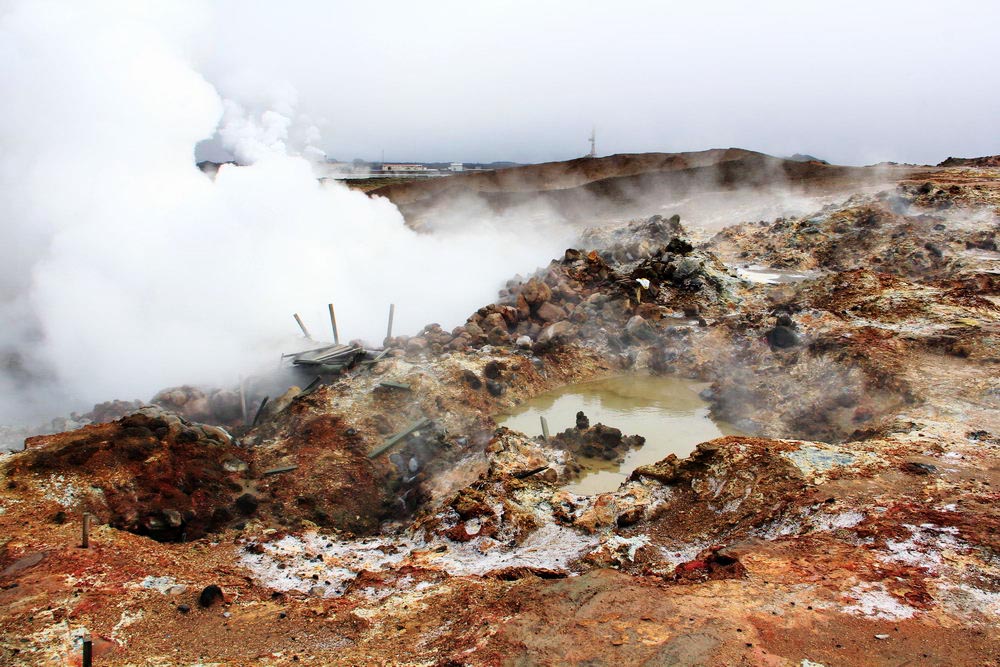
[2,3,1000,666]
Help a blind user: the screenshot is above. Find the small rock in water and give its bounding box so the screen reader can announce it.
[576,411,590,430]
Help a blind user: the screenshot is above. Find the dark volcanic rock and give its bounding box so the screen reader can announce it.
[766,325,800,349]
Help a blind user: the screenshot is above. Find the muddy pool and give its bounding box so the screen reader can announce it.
[498,375,739,494]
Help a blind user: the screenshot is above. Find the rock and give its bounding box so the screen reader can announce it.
[537,321,575,347]
[666,237,693,255]
[198,584,224,608]
[486,381,505,397]
[521,279,552,307]
[487,326,510,346]
[625,315,656,341]
[446,336,470,352]
[461,370,483,390]
[903,461,937,475]
[177,604,191,614]
[775,313,795,328]
[222,458,248,473]
[483,361,502,380]
[536,301,568,323]
[235,493,259,515]
[874,634,890,640]
[515,294,531,319]
[766,325,799,349]
[564,248,583,262]
[672,257,702,280]
[405,337,428,354]
[499,305,521,327]
[515,335,532,349]
[162,509,184,528]
[575,494,618,533]
[482,312,507,332]
[576,411,590,430]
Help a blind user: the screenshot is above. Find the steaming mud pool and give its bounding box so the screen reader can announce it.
[498,375,738,494]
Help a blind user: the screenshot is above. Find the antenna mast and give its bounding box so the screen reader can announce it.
[588,127,596,158]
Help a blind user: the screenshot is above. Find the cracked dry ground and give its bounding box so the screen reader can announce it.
[2,165,999,666]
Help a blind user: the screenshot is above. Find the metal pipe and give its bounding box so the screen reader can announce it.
[540,416,550,440]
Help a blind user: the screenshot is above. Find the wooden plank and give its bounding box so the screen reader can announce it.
[379,381,412,391]
[368,418,432,459]
[297,376,323,397]
[262,465,299,476]
[293,313,311,338]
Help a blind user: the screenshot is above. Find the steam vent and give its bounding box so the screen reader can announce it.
[3,3,1000,665]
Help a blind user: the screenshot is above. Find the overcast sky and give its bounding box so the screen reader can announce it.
[199,1,999,166]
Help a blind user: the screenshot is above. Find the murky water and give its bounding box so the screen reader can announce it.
[497,375,738,494]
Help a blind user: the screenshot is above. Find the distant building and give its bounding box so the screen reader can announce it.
[449,162,464,172]
[382,163,428,172]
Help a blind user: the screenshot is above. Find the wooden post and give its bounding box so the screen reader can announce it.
[82,636,93,667]
[328,303,340,345]
[81,514,91,549]
[293,313,311,339]
[385,304,395,344]
[540,416,550,440]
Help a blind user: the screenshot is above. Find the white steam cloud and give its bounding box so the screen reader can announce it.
[0,1,573,423]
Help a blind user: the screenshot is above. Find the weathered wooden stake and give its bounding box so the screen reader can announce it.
[385,303,396,343]
[81,514,91,549]
[293,313,311,339]
[82,636,93,667]
[540,416,550,440]
[328,303,340,345]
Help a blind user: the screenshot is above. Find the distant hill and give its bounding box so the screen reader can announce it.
[938,155,1000,168]
[365,148,909,230]
[787,153,829,164]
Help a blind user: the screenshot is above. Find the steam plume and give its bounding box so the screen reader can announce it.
[0,1,573,424]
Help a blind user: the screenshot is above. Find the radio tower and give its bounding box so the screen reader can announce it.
[588,126,597,158]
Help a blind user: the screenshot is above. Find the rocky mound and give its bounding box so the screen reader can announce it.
[8,407,249,541]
